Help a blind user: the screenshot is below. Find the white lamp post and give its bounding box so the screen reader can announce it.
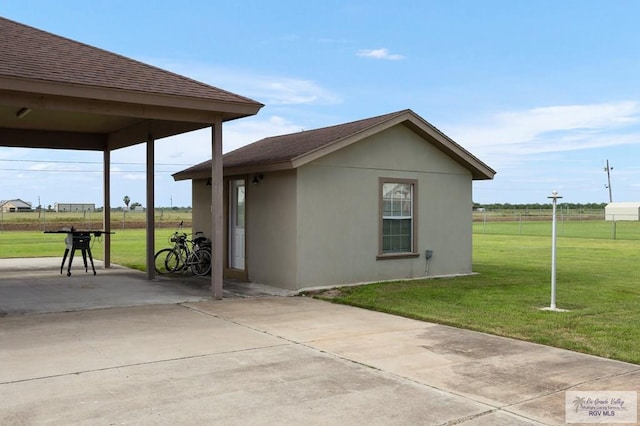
[547,190,562,311]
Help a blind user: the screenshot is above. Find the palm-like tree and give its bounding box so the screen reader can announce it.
[572,396,586,412]
[123,195,130,209]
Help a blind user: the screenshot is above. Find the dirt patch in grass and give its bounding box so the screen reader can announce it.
[303,288,345,300]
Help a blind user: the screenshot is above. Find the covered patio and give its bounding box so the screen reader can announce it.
[0,17,263,298]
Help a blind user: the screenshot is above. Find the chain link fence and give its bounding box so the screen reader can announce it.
[0,209,192,232]
[473,208,640,240]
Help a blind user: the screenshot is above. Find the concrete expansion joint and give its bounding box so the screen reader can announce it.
[513,364,640,409]
[0,346,288,386]
[434,409,498,426]
[434,408,549,426]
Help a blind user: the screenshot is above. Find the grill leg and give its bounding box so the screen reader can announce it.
[86,247,96,275]
[60,248,69,274]
[67,249,75,277]
[81,249,88,273]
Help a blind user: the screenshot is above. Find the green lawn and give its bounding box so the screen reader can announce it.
[0,229,179,271]
[2,223,639,364]
[312,233,640,364]
[473,218,640,240]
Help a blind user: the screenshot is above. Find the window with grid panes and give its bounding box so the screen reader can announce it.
[381,180,415,254]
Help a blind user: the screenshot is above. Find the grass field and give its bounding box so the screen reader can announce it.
[0,228,182,271]
[1,220,639,364]
[474,218,640,240]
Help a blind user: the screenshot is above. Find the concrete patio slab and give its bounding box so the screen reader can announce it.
[1,295,637,424]
[2,303,502,425]
[188,297,640,424]
[0,258,288,317]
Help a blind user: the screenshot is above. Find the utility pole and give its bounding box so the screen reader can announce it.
[604,160,613,203]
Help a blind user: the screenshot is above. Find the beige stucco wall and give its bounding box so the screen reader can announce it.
[294,124,473,289]
[191,172,299,289]
[245,170,298,289]
[191,178,212,238]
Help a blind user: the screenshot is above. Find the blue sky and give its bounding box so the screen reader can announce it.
[2,1,640,208]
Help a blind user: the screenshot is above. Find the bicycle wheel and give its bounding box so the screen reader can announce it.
[154,248,178,274]
[190,249,212,276]
[166,248,183,272]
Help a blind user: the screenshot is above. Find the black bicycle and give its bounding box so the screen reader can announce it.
[154,222,211,276]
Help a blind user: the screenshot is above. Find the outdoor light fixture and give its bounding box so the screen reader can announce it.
[252,173,264,185]
[16,107,32,119]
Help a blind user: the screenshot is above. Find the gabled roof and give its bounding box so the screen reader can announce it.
[173,109,496,181]
[0,199,32,208]
[0,17,263,150]
[0,17,260,111]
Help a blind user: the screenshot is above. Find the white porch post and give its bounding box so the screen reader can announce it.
[103,148,111,268]
[146,133,155,280]
[211,118,224,299]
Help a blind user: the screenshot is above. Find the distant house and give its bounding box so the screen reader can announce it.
[605,202,640,221]
[54,203,95,213]
[0,199,32,212]
[174,109,496,291]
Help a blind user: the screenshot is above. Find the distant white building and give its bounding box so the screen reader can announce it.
[0,199,32,212]
[605,202,640,221]
[54,203,95,213]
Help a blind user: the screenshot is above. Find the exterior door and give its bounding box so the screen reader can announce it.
[229,179,245,270]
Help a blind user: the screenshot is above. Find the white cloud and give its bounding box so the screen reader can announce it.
[449,101,640,163]
[223,115,303,152]
[151,60,342,106]
[257,78,341,105]
[356,48,405,60]
[110,115,306,172]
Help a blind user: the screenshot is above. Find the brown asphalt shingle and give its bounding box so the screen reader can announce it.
[226,110,409,167]
[0,17,259,105]
[175,110,409,176]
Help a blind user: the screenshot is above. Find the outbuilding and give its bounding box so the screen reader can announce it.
[0,199,32,213]
[174,110,495,291]
[605,202,640,221]
[54,203,95,212]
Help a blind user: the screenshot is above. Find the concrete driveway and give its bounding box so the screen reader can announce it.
[1,296,638,425]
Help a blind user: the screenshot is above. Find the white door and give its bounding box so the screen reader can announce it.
[229,179,245,270]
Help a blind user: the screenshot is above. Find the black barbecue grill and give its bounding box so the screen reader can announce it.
[44,229,114,276]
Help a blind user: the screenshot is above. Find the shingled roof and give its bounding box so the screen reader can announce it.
[173,109,496,181]
[0,17,260,108]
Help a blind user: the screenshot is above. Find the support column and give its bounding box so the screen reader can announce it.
[211,118,224,299]
[103,149,111,268]
[146,134,155,280]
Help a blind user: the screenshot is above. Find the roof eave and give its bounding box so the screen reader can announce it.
[0,76,264,122]
[172,161,293,181]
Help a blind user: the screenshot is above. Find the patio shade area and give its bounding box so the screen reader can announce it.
[0,17,263,297]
